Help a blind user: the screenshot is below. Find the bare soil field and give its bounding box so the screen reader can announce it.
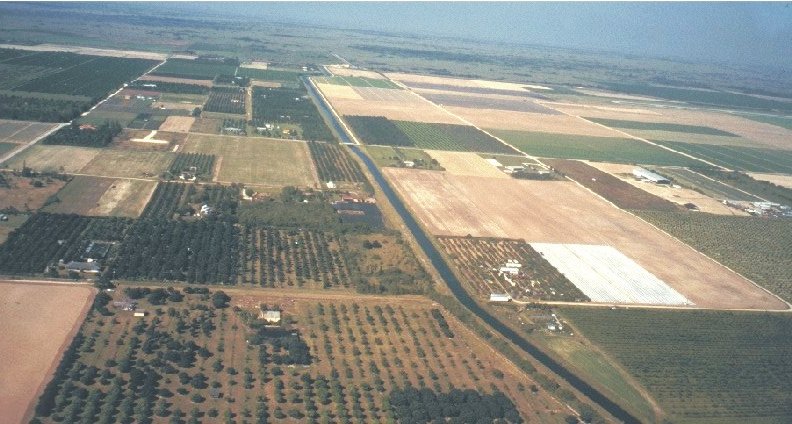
[336,100,462,124]
[151,101,198,112]
[386,72,551,91]
[590,162,751,216]
[418,89,559,114]
[327,65,387,79]
[0,175,65,211]
[315,82,363,100]
[550,102,792,150]
[80,149,174,179]
[0,120,60,144]
[444,106,625,137]
[249,80,281,88]
[426,150,509,179]
[183,134,317,187]
[0,43,168,60]
[45,176,157,217]
[0,282,95,424]
[351,86,417,102]
[2,145,100,173]
[158,116,195,132]
[748,172,792,189]
[138,74,213,87]
[383,168,787,310]
[189,117,222,134]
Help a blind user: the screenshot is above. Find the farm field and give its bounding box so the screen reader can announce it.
[0,282,95,424]
[27,287,564,424]
[437,236,588,302]
[204,88,246,115]
[151,58,236,80]
[138,75,215,87]
[749,172,792,189]
[561,307,792,423]
[531,243,690,305]
[365,145,444,171]
[738,113,792,130]
[313,75,401,89]
[237,67,303,82]
[491,129,698,165]
[189,117,223,134]
[550,102,792,150]
[0,174,66,211]
[636,210,792,304]
[2,145,101,173]
[326,65,386,79]
[478,154,541,167]
[183,134,317,187]
[427,150,508,178]
[543,159,680,211]
[0,213,28,243]
[395,121,519,154]
[386,72,551,93]
[587,162,750,215]
[656,167,762,201]
[0,142,17,156]
[76,110,139,127]
[80,149,175,179]
[307,141,366,183]
[0,119,61,143]
[584,117,738,136]
[159,116,196,133]
[252,86,334,141]
[442,106,624,136]
[382,168,787,309]
[418,89,559,114]
[652,140,792,173]
[45,176,156,218]
[345,116,413,147]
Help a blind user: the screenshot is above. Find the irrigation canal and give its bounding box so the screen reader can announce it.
[305,76,641,424]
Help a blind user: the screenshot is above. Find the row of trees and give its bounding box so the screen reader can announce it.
[252,86,334,141]
[42,121,123,147]
[307,141,366,182]
[389,386,523,424]
[0,94,91,122]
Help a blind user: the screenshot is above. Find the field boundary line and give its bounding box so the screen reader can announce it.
[304,76,361,145]
[0,122,68,165]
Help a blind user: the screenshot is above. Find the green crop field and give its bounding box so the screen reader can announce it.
[653,140,792,173]
[0,142,17,156]
[584,117,738,137]
[183,134,317,187]
[490,129,700,165]
[395,121,518,154]
[314,76,401,89]
[345,116,413,147]
[152,58,237,80]
[657,167,761,201]
[738,113,792,130]
[561,307,792,423]
[237,67,303,82]
[636,210,792,302]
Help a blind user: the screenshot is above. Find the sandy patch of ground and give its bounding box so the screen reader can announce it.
[587,162,749,216]
[159,116,195,133]
[131,130,169,144]
[241,61,268,70]
[551,102,792,150]
[152,101,198,112]
[444,106,625,136]
[138,75,213,87]
[326,65,386,79]
[90,179,156,217]
[0,282,95,424]
[383,168,786,310]
[748,172,792,189]
[387,72,551,91]
[0,176,65,211]
[316,83,363,100]
[573,88,661,101]
[250,80,281,88]
[426,150,508,179]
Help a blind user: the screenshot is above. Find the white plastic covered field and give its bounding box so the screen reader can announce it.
[531,243,692,305]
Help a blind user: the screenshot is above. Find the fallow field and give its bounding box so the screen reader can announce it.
[382,168,787,309]
[44,175,156,218]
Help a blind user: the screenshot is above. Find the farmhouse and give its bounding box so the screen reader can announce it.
[633,167,670,184]
[489,293,512,302]
[62,259,102,274]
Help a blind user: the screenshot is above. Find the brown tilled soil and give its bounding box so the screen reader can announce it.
[138,75,213,86]
[382,167,788,310]
[0,175,66,211]
[0,282,95,424]
[542,159,681,211]
[443,106,625,137]
[159,116,195,133]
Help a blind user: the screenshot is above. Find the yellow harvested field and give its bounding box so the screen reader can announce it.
[426,150,508,179]
[159,116,196,133]
[551,102,792,150]
[386,72,551,91]
[92,179,158,217]
[334,99,462,124]
[183,134,317,187]
[316,83,363,100]
[383,168,787,310]
[587,162,749,216]
[3,145,100,173]
[326,65,386,79]
[0,282,95,424]
[444,106,625,136]
[748,172,792,189]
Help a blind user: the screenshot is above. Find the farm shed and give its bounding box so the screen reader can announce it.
[633,167,670,184]
[133,310,147,317]
[259,309,281,324]
[489,293,512,302]
[64,260,101,274]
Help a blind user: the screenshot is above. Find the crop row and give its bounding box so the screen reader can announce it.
[345,116,414,147]
[0,94,92,122]
[655,141,792,174]
[307,141,366,182]
[42,121,122,148]
[204,89,245,115]
[152,58,237,80]
[168,153,216,180]
[395,121,519,154]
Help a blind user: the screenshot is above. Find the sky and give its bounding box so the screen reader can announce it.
[198,2,792,70]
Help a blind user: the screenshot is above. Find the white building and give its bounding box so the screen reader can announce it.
[489,293,512,302]
[633,167,670,184]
